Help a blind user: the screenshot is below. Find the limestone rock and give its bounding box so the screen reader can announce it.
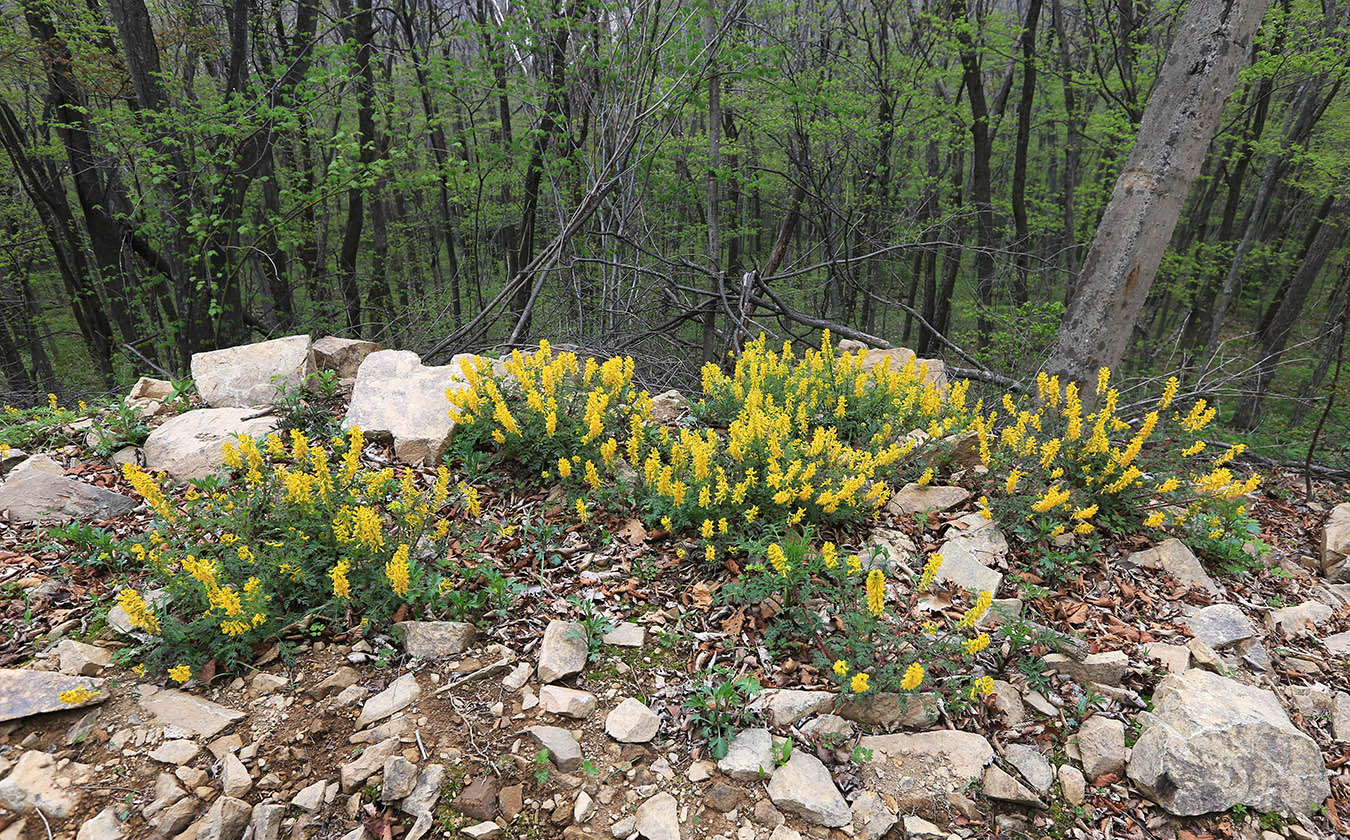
[291,780,327,812]
[800,714,854,742]
[0,750,91,817]
[142,408,277,481]
[863,528,919,572]
[55,640,112,676]
[309,666,360,699]
[1127,669,1330,815]
[765,751,850,827]
[148,740,201,765]
[850,790,897,840]
[538,620,589,684]
[1077,715,1126,780]
[312,336,383,378]
[340,737,400,792]
[221,752,252,798]
[1268,601,1332,638]
[0,469,135,524]
[837,691,940,727]
[397,621,476,658]
[526,726,582,772]
[605,697,659,743]
[76,807,124,840]
[1005,744,1054,794]
[1322,503,1350,581]
[198,795,252,840]
[886,483,971,515]
[125,377,175,418]
[648,390,690,424]
[933,523,1006,594]
[1058,765,1086,805]
[857,730,994,813]
[356,673,420,729]
[401,764,445,816]
[601,622,645,648]
[1183,603,1255,650]
[191,335,314,408]
[138,687,244,738]
[1325,630,1350,658]
[634,791,681,840]
[762,689,833,728]
[1126,539,1219,595]
[540,686,598,719]
[0,669,104,722]
[983,765,1047,809]
[1333,691,1350,741]
[342,349,465,465]
[1045,651,1129,686]
[988,680,1026,725]
[247,804,285,840]
[716,728,774,781]
[382,756,419,801]
[1142,643,1191,674]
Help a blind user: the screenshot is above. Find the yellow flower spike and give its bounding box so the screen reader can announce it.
[900,662,924,690]
[168,664,192,683]
[919,553,943,591]
[865,569,886,617]
[959,591,993,629]
[329,560,352,598]
[1096,366,1110,395]
[60,686,101,705]
[917,468,934,488]
[575,498,590,524]
[971,675,995,699]
[117,589,160,634]
[1004,469,1022,495]
[385,544,411,596]
[767,543,790,576]
[850,672,871,693]
[963,633,991,656]
[832,660,849,677]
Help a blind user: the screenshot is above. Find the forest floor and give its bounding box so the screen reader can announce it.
[0,356,1348,840]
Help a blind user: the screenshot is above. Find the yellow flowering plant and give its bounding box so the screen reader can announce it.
[977,371,1264,575]
[115,428,474,674]
[446,341,651,484]
[721,528,1025,707]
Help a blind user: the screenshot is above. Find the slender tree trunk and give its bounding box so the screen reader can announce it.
[1011,0,1043,305]
[952,0,996,345]
[702,2,722,365]
[1046,0,1270,384]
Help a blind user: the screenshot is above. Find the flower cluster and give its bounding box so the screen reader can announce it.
[724,533,1009,706]
[975,370,1262,568]
[117,427,474,676]
[447,342,651,480]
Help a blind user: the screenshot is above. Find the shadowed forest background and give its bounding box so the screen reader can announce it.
[1,0,1347,466]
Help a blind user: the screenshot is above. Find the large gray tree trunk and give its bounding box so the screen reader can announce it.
[1046,0,1270,384]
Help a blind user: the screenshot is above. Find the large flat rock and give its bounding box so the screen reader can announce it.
[312,336,383,378]
[191,335,315,408]
[0,469,135,524]
[138,687,245,739]
[857,730,994,814]
[0,669,105,722]
[1127,669,1330,815]
[1323,503,1350,581]
[142,408,277,481]
[342,350,465,465]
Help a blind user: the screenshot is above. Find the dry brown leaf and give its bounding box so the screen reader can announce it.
[617,519,648,545]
